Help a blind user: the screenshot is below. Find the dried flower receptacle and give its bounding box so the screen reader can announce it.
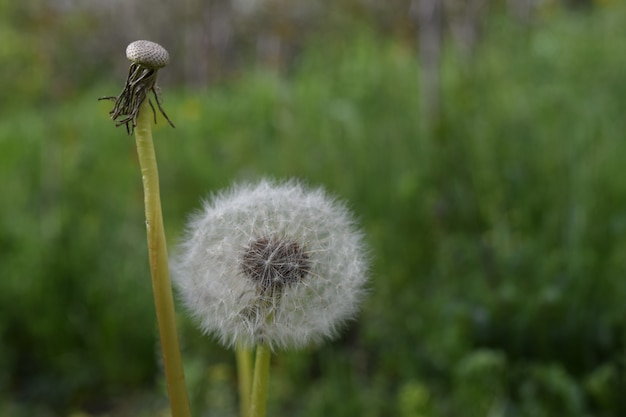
[99,40,175,134]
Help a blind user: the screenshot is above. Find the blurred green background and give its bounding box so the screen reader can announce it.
[1,0,625,416]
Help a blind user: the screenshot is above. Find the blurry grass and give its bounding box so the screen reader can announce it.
[2,5,626,416]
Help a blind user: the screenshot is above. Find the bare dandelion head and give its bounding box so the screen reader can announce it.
[126,40,170,69]
[99,40,175,135]
[172,179,369,350]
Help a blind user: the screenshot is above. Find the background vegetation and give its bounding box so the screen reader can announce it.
[0,0,625,416]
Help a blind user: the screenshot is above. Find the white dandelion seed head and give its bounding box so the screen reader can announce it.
[172,179,369,351]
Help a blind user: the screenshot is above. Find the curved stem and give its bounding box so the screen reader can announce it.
[236,343,253,417]
[135,100,191,417]
[249,343,271,417]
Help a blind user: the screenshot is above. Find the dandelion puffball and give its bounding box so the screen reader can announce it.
[172,179,368,350]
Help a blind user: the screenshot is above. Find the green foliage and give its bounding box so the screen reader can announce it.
[0,98,159,412]
[1,4,626,416]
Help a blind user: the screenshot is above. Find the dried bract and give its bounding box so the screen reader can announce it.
[99,40,174,135]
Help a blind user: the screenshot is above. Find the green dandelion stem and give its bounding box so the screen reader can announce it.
[135,100,191,417]
[249,343,271,417]
[237,342,253,417]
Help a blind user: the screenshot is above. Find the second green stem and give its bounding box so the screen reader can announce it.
[249,343,271,417]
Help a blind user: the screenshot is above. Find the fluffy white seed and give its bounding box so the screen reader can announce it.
[126,40,170,69]
[172,179,369,351]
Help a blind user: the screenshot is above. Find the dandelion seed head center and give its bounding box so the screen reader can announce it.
[241,236,310,291]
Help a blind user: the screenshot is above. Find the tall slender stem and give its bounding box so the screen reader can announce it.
[134,100,191,417]
[236,343,253,417]
[249,343,271,417]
